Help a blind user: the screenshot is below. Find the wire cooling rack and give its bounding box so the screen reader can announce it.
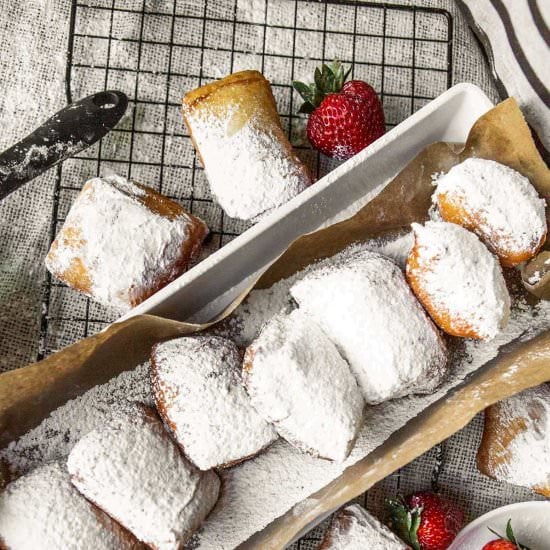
[35,0,454,545]
[38,0,453,365]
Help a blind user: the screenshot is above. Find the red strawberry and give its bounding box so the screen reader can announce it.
[482,519,530,550]
[293,60,385,160]
[387,491,465,550]
[483,542,517,550]
[342,79,378,101]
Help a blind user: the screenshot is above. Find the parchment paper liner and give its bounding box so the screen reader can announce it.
[0,98,548,548]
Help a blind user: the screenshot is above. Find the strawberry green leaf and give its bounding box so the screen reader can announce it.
[294,59,352,113]
[487,520,531,550]
[309,83,321,106]
[321,63,333,91]
[292,80,318,112]
[314,67,323,90]
[386,497,421,550]
[292,80,312,101]
[506,519,517,544]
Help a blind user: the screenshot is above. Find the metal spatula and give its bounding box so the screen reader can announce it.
[0,90,128,201]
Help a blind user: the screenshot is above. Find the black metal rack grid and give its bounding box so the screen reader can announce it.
[38,0,453,363]
[35,0,454,545]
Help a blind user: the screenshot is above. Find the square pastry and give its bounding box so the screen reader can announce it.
[46,175,208,311]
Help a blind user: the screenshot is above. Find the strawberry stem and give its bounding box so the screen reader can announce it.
[487,520,531,550]
[292,59,351,113]
[386,497,422,550]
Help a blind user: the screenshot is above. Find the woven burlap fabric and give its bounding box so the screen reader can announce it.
[0,1,70,372]
[0,1,541,547]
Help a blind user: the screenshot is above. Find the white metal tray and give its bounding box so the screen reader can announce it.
[122,83,494,324]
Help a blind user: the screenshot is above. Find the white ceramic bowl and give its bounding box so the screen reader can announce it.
[449,501,550,549]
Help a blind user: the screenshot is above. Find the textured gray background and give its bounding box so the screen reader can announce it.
[0,1,543,547]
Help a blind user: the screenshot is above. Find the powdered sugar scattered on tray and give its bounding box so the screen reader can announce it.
[3,232,550,549]
[1,362,152,474]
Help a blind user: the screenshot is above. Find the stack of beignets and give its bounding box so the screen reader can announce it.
[406,158,546,340]
[13,151,545,549]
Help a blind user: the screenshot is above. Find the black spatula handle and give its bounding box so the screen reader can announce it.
[0,90,128,200]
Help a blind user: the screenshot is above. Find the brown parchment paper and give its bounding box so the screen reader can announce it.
[1,98,549,546]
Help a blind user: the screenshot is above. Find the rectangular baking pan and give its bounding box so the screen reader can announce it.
[121,83,494,324]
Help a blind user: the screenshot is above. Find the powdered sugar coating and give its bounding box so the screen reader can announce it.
[151,335,277,470]
[408,221,511,340]
[433,158,547,263]
[319,504,409,549]
[488,384,550,491]
[46,175,207,311]
[244,310,364,462]
[185,111,311,221]
[290,250,448,405]
[0,462,139,550]
[67,405,220,550]
[3,288,550,549]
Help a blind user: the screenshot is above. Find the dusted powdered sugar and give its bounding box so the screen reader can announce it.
[67,405,220,550]
[224,233,415,347]
[492,384,550,490]
[290,250,448,404]
[186,111,311,221]
[151,335,277,470]
[409,221,511,340]
[1,364,152,476]
[0,462,136,550]
[46,175,204,311]
[434,158,547,258]
[4,234,550,550]
[3,277,550,549]
[244,310,365,462]
[320,504,409,549]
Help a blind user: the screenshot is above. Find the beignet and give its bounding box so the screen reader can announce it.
[243,310,364,461]
[318,504,409,549]
[0,462,142,550]
[477,383,550,497]
[290,250,448,405]
[45,175,208,311]
[67,404,220,550]
[182,70,312,221]
[406,221,510,340]
[434,158,547,267]
[151,335,277,470]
